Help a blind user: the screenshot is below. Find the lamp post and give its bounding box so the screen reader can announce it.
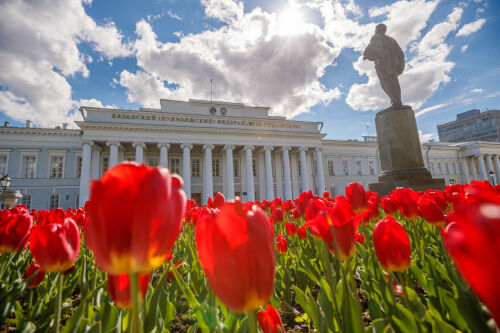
[0,175,22,209]
[489,171,496,186]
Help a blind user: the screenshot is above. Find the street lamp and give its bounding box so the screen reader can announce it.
[489,170,496,186]
[0,174,22,209]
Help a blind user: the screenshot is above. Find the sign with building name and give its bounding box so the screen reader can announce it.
[110,112,301,129]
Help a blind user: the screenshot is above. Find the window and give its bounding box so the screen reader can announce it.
[0,155,7,175]
[430,162,434,174]
[327,160,334,176]
[148,157,159,168]
[102,157,109,174]
[445,162,450,175]
[192,158,201,177]
[298,160,302,176]
[234,159,240,177]
[330,185,336,196]
[76,156,82,178]
[452,162,457,174]
[369,161,375,176]
[49,194,60,209]
[438,162,442,174]
[212,158,220,177]
[22,156,37,178]
[342,160,349,176]
[252,159,258,177]
[50,156,64,178]
[356,160,362,175]
[75,194,80,208]
[170,158,180,174]
[21,194,31,209]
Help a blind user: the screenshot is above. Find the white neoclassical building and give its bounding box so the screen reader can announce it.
[1,98,500,210]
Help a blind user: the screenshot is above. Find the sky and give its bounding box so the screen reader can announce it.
[0,0,499,142]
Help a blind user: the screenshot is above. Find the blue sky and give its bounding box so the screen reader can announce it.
[0,0,498,142]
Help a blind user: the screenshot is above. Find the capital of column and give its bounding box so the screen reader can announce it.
[262,146,274,151]
[281,146,292,152]
[244,145,254,151]
[314,147,323,152]
[82,140,94,146]
[298,147,308,152]
[106,141,122,149]
[203,144,215,151]
[157,143,170,149]
[223,145,235,151]
[132,142,147,149]
[180,143,194,150]
[475,153,483,158]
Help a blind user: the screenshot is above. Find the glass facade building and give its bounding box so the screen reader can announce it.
[438,109,500,143]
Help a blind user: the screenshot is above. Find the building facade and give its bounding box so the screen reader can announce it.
[438,109,500,142]
[1,99,500,210]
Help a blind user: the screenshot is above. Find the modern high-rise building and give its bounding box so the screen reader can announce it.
[438,109,500,142]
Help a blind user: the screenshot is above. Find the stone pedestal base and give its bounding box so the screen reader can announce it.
[368,106,445,196]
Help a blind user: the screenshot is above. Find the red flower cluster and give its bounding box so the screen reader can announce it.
[0,205,33,253]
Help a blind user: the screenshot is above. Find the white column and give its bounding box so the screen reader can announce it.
[245,146,255,202]
[224,146,235,199]
[132,142,146,164]
[461,157,471,184]
[471,158,478,179]
[477,154,488,180]
[181,144,193,199]
[282,147,292,200]
[106,141,120,168]
[299,147,309,192]
[494,155,500,184]
[315,148,325,195]
[79,141,93,207]
[157,143,170,168]
[90,148,101,180]
[486,154,494,172]
[263,147,274,200]
[203,144,214,204]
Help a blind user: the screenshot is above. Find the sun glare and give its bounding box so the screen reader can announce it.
[278,7,305,36]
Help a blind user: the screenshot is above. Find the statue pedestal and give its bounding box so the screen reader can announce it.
[369,106,445,196]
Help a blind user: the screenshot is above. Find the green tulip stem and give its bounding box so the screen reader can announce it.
[53,273,64,333]
[247,310,257,333]
[129,272,142,333]
[321,241,342,330]
[27,288,33,312]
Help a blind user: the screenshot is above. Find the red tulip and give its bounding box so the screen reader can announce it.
[195,201,275,313]
[86,163,186,274]
[346,183,369,213]
[107,272,150,308]
[323,190,330,199]
[381,196,397,215]
[418,197,445,225]
[270,208,284,224]
[443,184,500,326]
[355,232,365,246]
[24,263,45,288]
[285,222,297,236]
[257,304,285,333]
[392,188,420,220]
[30,216,80,272]
[296,226,307,240]
[373,216,411,272]
[276,234,287,254]
[213,192,225,208]
[0,206,33,253]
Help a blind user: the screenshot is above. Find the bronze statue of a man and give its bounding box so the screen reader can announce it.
[363,23,405,109]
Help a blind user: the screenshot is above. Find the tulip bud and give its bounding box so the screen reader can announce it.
[285,222,297,236]
[24,263,45,288]
[346,183,369,213]
[418,197,445,226]
[257,304,285,333]
[392,188,419,220]
[276,234,287,254]
[107,272,150,308]
[86,163,186,274]
[270,208,284,224]
[0,207,33,253]
[196,202,275,313]
[373,216,411,272]
[296,226,307,240]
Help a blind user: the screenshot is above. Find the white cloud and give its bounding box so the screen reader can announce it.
[0,0,131,127]
[201,0,243,23]
[118,6,341,118]
[78,98,117,109]
[415,103,450,118]
[419,130,435,143]
[470,88,483,93]
[461,44,469,52]
[486,91,500,98]
[346,5,461,111]
[456,18,485,37]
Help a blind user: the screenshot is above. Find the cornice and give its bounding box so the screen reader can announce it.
[0,127,81,137]
[77,122,325,140]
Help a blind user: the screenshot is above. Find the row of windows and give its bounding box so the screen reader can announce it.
[14,193,72,210]
[0,154,72,179]
[325,159,376,177]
